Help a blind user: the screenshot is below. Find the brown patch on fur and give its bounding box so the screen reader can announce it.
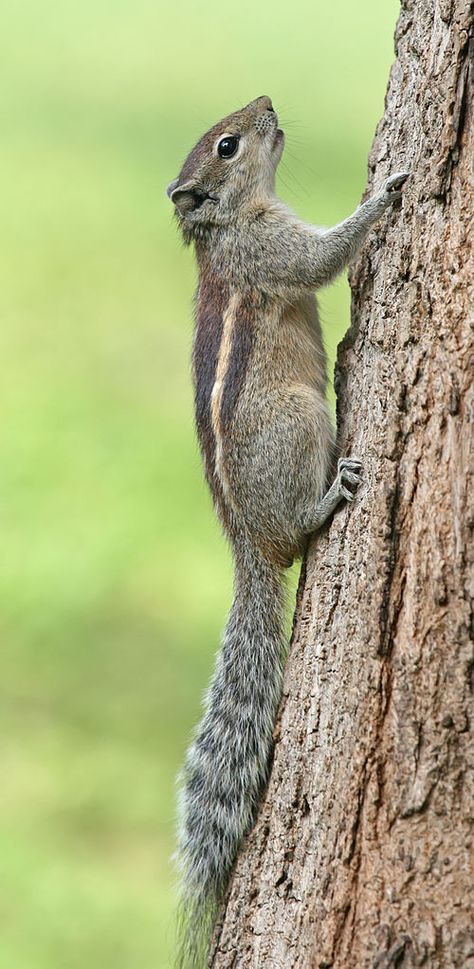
[220,291,259,433]
[273,296,328,388]
[257,539,295,570]
[193,265,231,526]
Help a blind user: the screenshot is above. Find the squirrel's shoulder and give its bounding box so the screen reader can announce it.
[244,197,298,230]
[213,200,303,262]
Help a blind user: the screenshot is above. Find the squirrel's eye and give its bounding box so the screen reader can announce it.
[217,135,239,159]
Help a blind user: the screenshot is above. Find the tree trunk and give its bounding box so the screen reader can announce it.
[211,2,473,967]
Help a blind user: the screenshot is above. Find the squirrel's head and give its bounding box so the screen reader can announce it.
[167,96,284,242]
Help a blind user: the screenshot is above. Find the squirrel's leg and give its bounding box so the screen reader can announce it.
[298,457,363,533]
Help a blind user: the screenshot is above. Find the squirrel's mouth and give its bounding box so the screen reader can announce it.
[273,127,285,152]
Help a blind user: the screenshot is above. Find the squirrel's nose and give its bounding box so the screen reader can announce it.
[256,95,274,112]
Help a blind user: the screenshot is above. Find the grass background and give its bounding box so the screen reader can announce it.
[1,1,398,965]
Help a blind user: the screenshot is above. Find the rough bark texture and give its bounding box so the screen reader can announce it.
[211,1,474,967]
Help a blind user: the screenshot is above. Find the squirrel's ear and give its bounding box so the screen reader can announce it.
[167,179,204,214]
[166,178,179,199]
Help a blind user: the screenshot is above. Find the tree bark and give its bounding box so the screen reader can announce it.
[211,2,473,967]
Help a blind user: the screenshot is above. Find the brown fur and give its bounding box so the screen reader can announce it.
[220,290,258,434]
[192,263,230,527]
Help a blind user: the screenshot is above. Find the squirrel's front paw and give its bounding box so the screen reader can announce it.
[382,171,410,204]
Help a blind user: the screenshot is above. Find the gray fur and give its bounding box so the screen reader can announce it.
[168,97,409,967]
[176,540,285,969]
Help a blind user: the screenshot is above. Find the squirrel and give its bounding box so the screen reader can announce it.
[167,95,409,968]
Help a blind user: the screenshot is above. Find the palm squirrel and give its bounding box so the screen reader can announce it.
[167,95,409,967]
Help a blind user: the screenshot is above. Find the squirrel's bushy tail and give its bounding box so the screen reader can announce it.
[176,537,286,968]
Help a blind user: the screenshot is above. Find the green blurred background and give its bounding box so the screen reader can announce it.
[1,1,398,965]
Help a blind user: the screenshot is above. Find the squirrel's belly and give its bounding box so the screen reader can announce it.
[225,379,333,564]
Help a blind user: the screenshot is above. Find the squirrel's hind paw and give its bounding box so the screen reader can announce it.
[337,457,364,502]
